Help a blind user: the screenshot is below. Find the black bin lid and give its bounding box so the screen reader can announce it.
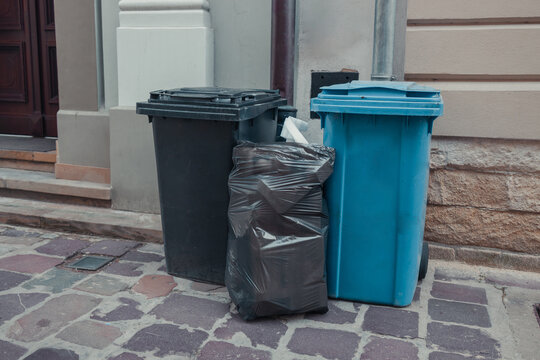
[136,87,287,122]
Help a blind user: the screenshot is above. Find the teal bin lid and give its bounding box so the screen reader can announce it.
[310,81,443,117]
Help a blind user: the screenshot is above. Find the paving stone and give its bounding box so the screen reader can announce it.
[305,301,358,324]
[0,339,27,360]
[429,352,471,360]
[428,299,491,327]
[124,323,208,357]
[0,244,17,256]
[23,268,87,293]
[104,261,143,277]
[35,237,89,257]
[91,298,144,322]
[214,313,287,349]
[132,274,176,299]
[74,275,129,296]
[484,272,540,291]
[150,293,229,330]
[57,320,122,349]
[138,243,164,254]
[108,353,144,360]
[121,250,163,263]
[23,348,79,360]
[427,322,500,358]
[83,239,139,257]
[0,235,41,245]
[0,270,31,291]
[362,306,419,339]
[360,336,418,360]
[198,341,271,360]
[431,281,488,305]
[0,293,49,325]
[8,294,101,342]
[18,292,49,307]
[157,264,167,272]
[287,327,360,360]
[0,254,62,274]
[434,268,477,282]
[1,228,39,237]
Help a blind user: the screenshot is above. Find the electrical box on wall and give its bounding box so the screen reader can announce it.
[310,71,359,118]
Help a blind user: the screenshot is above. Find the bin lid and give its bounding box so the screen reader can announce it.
[136,87,287,122]
[310,81,443,117]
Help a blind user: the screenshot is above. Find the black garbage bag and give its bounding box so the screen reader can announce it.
[226,142,335,320]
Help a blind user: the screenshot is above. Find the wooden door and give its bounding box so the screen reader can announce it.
[0,0,58,137]
[36,0,57,137]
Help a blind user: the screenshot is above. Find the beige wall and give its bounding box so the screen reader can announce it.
[209,0,272,89]
[54,0,99,111]
[54,0,111,170]
[406,0,540,140]
[296,0,375,143]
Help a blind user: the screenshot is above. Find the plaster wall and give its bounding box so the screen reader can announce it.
[54,0,99,111]
[295,0,375,143]
[209,0,272,89]
[54,0,110,170]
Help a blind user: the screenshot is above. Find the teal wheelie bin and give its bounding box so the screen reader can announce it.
[311,81,443,306]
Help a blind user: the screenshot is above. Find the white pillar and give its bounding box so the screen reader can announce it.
[117,0,214,106]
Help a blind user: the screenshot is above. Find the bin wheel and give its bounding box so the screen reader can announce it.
[418,242,429,281]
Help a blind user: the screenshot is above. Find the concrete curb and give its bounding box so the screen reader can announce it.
[0,197,162,243]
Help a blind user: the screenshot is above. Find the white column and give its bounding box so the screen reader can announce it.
[117,0,214,106]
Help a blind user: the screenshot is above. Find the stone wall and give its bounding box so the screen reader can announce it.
[426,137,540,255]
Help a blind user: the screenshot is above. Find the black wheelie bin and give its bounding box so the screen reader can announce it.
[136,87,286,284]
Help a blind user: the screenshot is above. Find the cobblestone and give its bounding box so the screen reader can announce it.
[0,225,534,360]
[431,281,488,305]
[0,293,48,325]
[0,254,62,274]
[132,274,176,298]
[103,261,143,277]
[360,336,418,360]
[23,268,86,293]
[121,250,163,263]
[198,341,272,360]
[0,270,30,291]
[214,313,287,349]
[8,294,101,342]
[0,339,27,360]
[91,298,144,322]
[305,301,358,324]
[428,299,491,327]
[83,239,138,257]
[23,348,80,360]
[74,275,128,296]
[287,327,361,359]
[150,293,229,330]
[362,306,419,339]
[124,324,208,357]
[427,322,500,358]
[56,320,122,349]
[34,237,89,257]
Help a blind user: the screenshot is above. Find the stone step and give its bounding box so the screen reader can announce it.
[0,149,56,173]
[0,167,111,207]
[0,197,162,242]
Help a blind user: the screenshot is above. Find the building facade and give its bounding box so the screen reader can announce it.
[45,0,540,259]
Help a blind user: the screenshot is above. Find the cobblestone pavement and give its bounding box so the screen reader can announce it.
[0,224,539,360]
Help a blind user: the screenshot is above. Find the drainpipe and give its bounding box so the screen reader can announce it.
[371,0,408,81]
[271,0,296,105]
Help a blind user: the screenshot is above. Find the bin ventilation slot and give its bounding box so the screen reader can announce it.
[66,256,114,271]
